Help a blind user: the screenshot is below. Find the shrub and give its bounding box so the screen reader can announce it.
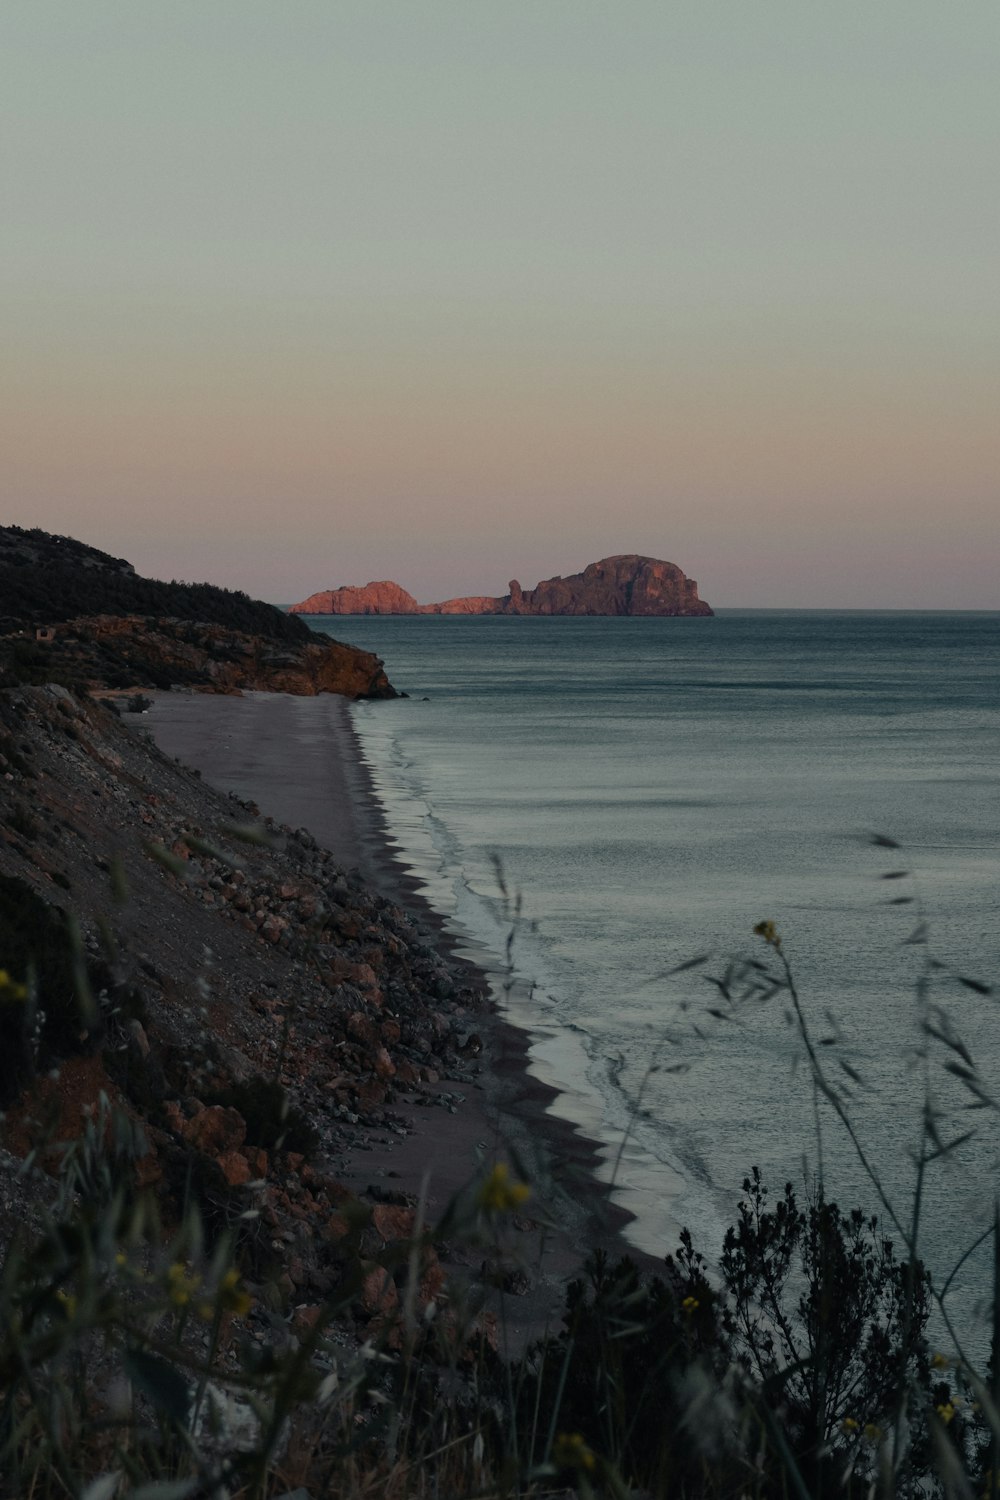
[524,1242,732,1493]
[719,1168,932,1492]
[0,874,100,1103]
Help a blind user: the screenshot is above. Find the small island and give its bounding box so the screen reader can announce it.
[289,553,714,617]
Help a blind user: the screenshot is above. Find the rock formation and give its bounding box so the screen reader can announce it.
[290,554,713,617]
[292,580,422,616]
[18,615,396,698]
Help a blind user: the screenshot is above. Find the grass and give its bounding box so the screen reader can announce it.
[0,840,997,1497]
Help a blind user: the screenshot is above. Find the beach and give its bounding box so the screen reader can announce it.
[142,689,656,1348]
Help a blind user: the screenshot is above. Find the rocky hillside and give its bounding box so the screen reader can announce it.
[290,553,714,617]
[0,524,306,642]
[0,682,494,1329]
[0,524,396,698]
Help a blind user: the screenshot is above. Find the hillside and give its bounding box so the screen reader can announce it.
[0,525,310,642]
[0,525,395,697]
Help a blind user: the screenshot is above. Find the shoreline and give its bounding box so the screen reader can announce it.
[143,690,662,1348]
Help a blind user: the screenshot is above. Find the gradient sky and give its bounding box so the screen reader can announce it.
[3,2,997,608]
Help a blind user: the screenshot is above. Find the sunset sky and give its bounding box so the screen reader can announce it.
[3,2,997,608]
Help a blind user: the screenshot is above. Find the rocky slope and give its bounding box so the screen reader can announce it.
[290,553,714,617]
[31,614,395,697]
[0,683,495,1332]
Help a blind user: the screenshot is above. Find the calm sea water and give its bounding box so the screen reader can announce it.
[308,610,999,1336]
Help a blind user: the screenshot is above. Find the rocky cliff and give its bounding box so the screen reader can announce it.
[502,555,712,616]
[290,554,713,617]
[291,580,422,616]
[2,615,396,699]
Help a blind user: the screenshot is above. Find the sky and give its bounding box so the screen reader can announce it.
[2,2,997,609]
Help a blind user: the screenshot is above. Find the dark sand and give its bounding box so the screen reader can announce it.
[140,693,366,870]
[143,690,661,1350]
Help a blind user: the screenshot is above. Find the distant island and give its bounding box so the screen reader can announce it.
[289,554,714,617]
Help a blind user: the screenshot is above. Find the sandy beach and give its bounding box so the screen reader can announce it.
[143,690,658,1350]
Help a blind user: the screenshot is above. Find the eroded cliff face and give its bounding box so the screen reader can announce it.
[503,556,712,616]
[289,554,714,618]
[30,615,396,698]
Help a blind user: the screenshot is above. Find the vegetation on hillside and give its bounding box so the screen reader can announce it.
[0,524,310,643]
[0,863,996,1496]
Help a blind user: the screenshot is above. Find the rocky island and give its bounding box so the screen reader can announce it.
[290,553,714,617]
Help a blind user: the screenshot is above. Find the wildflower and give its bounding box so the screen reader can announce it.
[553,1432,597,1472]
[55,1288,77,1319]
[841,1417,859,1434]
[0,970,28,1003]
[864,1423,883,1443]
[681,1295,700,1314]
[218,1267,252,1317]
[166,1261,201,1307]
[477,1162,531,1213]
[936,1402,957,1425]
[931,1351,950,1370]
[753,921,781,950]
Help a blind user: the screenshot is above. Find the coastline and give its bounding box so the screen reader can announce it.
[143,690,662,1348]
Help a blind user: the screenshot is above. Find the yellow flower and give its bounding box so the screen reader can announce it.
[753,921,781,950]
[553,1432,596,1472]
[681,1296,700,1314]
[864,1423,883,1444]
[0,969,28,1003]
[936,1402,957,1425]
[218,1267,252,1317]
[55,1288,77,1319]
[841,1417,859,1434]
[477,1162,531,1213]
[931,1351,950,1370]
[166,1261,201,1307]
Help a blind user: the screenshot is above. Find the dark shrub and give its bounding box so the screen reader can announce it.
[0,874,100,1103]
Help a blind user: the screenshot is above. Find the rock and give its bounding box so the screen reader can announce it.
[214,1042,255,1083]
[182,1105,247,1154]
[359,1264,398,1317]
[128,1019,151,1058]
[346,1012,377,1047]
[356,1080,387,1111]
[372,1047,396,1080]
[289,580,421,615]
[260,914,288,945]
[419,1259,447,1308]
[325,1212,352,1242]
[371,1204,416,1243]
[217,1150,252,1187]
[290,555,713,617]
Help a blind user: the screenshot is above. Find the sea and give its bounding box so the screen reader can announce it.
[304,609,999,1344]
